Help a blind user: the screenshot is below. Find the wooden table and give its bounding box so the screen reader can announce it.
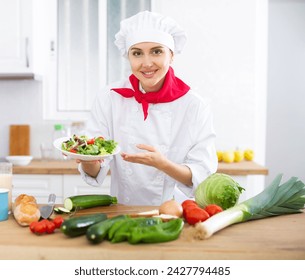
[0,205,304,260]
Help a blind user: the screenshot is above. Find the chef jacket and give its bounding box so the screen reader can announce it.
[79,79,218,206]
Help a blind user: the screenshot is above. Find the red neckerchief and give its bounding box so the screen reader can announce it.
[111,67,190,120]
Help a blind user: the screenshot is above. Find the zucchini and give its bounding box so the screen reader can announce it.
[86,215,128,244]
[54,207,71,214]
[64,194,117,211]
[60,213,107,237]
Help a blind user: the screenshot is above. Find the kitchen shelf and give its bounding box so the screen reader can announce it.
[217,161,268,175]
[13,159,79,175]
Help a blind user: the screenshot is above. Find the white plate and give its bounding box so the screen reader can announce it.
[53,137,121,161]
[5,155,33,166]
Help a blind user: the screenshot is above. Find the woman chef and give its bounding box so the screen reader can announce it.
[78,11,218,206]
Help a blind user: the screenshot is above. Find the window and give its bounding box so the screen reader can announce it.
[44,0,151,121]
[107,0,151,84]
[57,0,100,112]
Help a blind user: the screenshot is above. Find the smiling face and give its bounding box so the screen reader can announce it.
[128,42,174,92]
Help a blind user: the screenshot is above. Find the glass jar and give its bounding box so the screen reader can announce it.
[0,162,13,213]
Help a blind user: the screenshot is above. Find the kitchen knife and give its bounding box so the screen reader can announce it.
[40,193,56,219]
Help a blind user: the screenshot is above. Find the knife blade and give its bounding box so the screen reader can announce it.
[40,193,56,219]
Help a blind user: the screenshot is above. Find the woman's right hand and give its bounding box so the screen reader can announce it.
[77,159,103,178]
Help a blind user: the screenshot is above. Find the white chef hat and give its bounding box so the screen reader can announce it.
[114,10,187,57]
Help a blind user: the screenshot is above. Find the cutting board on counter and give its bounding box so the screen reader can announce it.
[9,125,30,155]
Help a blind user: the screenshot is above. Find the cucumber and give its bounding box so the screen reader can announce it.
[64,194,118,211]
[60,213,107,237]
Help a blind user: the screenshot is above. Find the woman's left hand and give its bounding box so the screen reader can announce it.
[122,144,193,186]
[121,144,167,169]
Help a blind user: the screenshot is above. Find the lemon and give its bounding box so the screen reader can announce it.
[244,149,254,161]
[234,150,244,162]
[222,151,235,163]
[216,151,223,162]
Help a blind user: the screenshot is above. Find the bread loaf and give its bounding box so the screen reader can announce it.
[13,194,41,226]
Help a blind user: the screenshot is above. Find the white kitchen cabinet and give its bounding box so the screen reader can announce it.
[0,0,55,77]
[12,174,63,204]
[63,175,111,198]
[0,0,32,74]
[12,174,111,204]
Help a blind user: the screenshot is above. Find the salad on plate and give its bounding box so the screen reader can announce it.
[54,135,119,160]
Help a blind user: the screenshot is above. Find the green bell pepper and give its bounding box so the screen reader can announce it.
[128,218,184,244]
[110,217,163,243]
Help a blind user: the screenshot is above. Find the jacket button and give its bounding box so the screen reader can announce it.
[159,145,168,153]
[125,168,133,175]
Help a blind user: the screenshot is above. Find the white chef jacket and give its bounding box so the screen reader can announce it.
[79,78,218,206]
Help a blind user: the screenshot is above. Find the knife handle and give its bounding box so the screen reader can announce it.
[48,193,56,204]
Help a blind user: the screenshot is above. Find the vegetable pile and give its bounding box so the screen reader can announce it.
[61,134,117,156]
[58,195,184,244]
[25,173,305,243]
[193,174,305,239]
[86,216,184,244]
[58,213,184,245]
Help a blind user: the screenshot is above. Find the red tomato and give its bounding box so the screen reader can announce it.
[182,200,199,217]
[204,204,223,216]
[52,216,64,229]
[181,199,197,209]
[86,138,95,145]
[34,221,47,235]
[185,208,210,225]
[183,203,200,218]
[45,220,56,234]
[29,221,39,233]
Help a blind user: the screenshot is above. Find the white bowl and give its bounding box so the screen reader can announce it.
[5,156,33,166]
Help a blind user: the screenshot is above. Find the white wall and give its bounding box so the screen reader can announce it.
[0,80,70,159]
[152,0,267,162]
[266,0,305,184]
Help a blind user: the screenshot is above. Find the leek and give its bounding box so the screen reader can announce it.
[193,174,305,239]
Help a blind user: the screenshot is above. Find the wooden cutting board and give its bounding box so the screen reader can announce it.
[9,125,30,155]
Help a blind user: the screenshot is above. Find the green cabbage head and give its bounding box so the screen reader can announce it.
[195,173,245,210]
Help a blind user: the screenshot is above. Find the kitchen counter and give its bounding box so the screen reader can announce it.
[13,159,268,175]
[0,205,304,260]
[13,159,80,175]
